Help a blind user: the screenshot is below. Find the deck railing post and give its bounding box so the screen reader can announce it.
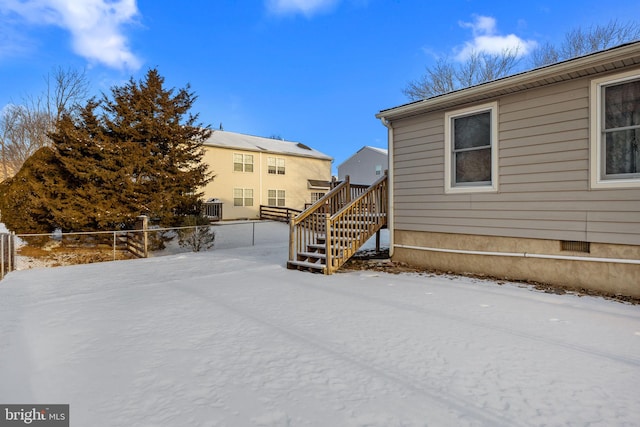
[288,219,295,261]
[1,234,5,279]
[325,213,331,274]
[345,175,351,205]
[10,232,14,272]
[136,215,149,258]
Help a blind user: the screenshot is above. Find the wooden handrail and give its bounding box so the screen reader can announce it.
[292,178,350,224]
[325,172,388,274]
[288,173,388,274]
[330,172,388,220]
[289,176,353,264]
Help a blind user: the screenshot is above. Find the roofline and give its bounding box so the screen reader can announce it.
[203,131,333,161]
[203,141,333,161]
[376,41,640,121]
[337,145,388,169]
[363,145,388,154]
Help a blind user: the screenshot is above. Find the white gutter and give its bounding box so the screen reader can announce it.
[379,117,394,257]
[394,244,640,265]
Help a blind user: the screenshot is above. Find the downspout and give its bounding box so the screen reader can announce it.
[379,117,394,257]
[259,152,263,208]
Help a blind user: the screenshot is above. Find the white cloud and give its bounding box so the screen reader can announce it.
[266,0,339,17]
[0,0,141,70]
[455,15,537,61]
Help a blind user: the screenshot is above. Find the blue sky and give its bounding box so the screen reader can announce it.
[1,0,639,173]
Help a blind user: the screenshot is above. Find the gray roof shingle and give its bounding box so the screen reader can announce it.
[204,130,332,161]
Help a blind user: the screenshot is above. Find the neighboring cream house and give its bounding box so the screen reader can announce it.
[338,146,388,185]
[201,130,332,220]
[376,42,640,298]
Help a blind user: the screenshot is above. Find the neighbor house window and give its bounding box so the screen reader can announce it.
[233,188,253,206]
[268,189,285,206]
[268,157,285,175]
[590,70,640,188]
[310,192,325,203]
[444,102,498,193]
[233,153,254,172]
[375,164,382,176]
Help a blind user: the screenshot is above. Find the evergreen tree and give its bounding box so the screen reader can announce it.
[0,147,61,233]
[0,69,213,232]
[101,69,212,225]
[47,101,141,231]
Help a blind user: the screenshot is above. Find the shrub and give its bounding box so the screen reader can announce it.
[177,215,215,252]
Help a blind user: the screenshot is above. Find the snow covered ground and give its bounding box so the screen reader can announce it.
[1,222,639,426]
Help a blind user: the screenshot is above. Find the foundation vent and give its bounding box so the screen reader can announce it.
[560,240,590,253]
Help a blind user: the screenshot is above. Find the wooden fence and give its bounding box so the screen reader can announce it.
[259,205,302,223]
[0,232,15,279]
[126,215,149,258]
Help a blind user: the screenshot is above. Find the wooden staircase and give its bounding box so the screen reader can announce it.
[287,173,388,274]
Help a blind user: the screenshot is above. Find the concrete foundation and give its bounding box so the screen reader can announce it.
[393,230,640,298]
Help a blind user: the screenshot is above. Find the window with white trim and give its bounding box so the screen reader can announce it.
[267,157,285,175]
[310,192,325,203]
[590,71,640,188]
[268,189,286,206]
[375,164,382,176]
[233,188,253,206]
[444,102,498,193]
[233,153,254,172]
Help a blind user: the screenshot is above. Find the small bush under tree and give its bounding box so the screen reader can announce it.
[177,215,215,252]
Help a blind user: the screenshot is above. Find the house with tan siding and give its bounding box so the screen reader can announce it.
[376,42,640,298]
[201,130,332,220]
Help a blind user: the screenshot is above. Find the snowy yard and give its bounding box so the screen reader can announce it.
[1,222,639,426]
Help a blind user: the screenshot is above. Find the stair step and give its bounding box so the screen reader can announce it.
[307,243,326,251]
[317,235,360,243]
[298,251,326,260]
[287,260,326,273]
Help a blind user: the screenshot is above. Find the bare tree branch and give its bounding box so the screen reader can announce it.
[407,20,639,101]
[45,66,90,122]
[0,67,90,178]
[403,58,457,100]
[532,20,640,68]
[530,42,560,67]
[404,49,521,101]
[479,47,521,82]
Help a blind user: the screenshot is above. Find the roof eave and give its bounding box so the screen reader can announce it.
[203,141,333,161]
[376,41,640,121]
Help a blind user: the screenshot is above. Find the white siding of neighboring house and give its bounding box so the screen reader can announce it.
[338,146,388,185]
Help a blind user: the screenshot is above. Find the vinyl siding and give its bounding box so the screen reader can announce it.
[201,146,331,220]
[338,147,388,185]
[392,74,640,246]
